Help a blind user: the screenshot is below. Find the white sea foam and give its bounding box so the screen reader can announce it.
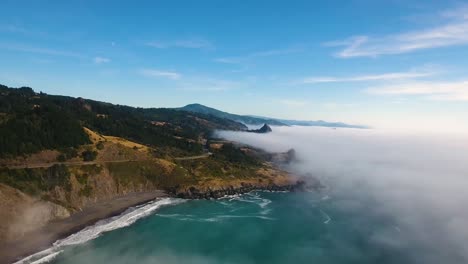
[228,192,272,208]
[29,251,62,264]
[216,214,276,221]
[15,198,183,264]
[320,209,332,224]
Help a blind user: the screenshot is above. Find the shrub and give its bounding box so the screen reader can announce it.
[82,150,98,161]
[57,154,66,162]
[96,141,104,150]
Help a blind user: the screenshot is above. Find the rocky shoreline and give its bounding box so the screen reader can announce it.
[2,179,314,264]
[171,180,308,199]
[0,191,167,264]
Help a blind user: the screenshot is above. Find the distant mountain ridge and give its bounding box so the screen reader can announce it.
[178,103,367,129]
[179,104,286,126]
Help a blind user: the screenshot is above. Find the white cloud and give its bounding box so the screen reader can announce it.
[146,38,212,49]
[367,80,468,101]
[94,57,110,64]
[217,126,468,262]
[302,70,434,84]
[328,7,468,58]
[139,69,181,80]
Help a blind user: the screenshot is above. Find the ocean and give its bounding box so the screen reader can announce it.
[17,190,418,264]
[16,126,468,264]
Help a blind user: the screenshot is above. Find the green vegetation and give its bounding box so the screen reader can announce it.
[96,141,104,150]
[0,164,71,195]
[215,143,260,166]
[79,164,103,175]
[57,147,80,161]
[73,164,101,197]
[81,150,98,161]
[0,86,90,157]
[0,85,278,209]
[76,173,89,185]
[0,85,245,158]
[79,185,93,197]
[107,161,195,189]
[180,103,285,126]
[176,145,261,181]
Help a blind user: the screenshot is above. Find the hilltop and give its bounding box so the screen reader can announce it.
[179,103,367,129]
[179,103,286,126]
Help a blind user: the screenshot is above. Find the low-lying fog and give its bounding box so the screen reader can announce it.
[217,126,468,264]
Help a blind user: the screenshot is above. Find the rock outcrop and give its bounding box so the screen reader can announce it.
[172,180,307,199]
[247,123,273,133]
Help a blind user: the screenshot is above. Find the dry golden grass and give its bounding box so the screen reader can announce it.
[102,136,150,153]
[83,127,105,144]
[209,143,224,150]
[84,126,150,153]
[154,158,176,173]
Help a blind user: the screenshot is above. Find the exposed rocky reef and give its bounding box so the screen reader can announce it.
[172,180,309,199]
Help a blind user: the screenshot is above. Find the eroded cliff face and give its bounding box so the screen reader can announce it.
[0,155,308,244]
[0,161,169,243]
[0,184,70,242]
[45,162,171,211]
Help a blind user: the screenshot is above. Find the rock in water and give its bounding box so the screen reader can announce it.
[258,124,272,133]
[248,123,272,133]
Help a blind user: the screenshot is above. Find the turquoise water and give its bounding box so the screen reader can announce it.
[25,191,422,264]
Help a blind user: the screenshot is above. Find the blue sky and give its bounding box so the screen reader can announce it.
[1,0,468,132]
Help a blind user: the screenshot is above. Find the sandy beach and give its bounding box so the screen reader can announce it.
[0,191,167,264]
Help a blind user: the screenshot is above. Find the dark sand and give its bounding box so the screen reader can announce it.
[0,191,167,264]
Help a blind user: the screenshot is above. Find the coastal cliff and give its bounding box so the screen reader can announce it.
[0,134,309,248]
[0,85,315,263]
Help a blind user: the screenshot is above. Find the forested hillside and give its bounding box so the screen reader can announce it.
[0,85,246,158]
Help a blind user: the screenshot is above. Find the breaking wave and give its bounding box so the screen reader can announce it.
[15,198,184,264]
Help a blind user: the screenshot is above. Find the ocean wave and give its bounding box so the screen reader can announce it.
[320,209,332,224]
[227,192,272,209]
[29,251,62,264]
[156,213,275,222]
[14,198,184,264]
[216,214,276,221]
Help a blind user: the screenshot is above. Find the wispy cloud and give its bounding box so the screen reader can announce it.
[0,24,29,34]
[0,42,84,58]
[139,69,181,80]
[94,56,110,64]
[302,70,435,84]
[146,38,212,49]
[328,7,468,58]
[215,46,303,64]
[367,80,468,101]
[0,24,50,38]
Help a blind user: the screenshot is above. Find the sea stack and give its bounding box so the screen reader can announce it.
[248,123,273,133]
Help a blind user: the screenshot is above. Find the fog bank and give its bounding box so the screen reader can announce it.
[217,126,468,263]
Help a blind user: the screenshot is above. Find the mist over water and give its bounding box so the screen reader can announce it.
[218,126,468,263]
[19,126,468,264]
